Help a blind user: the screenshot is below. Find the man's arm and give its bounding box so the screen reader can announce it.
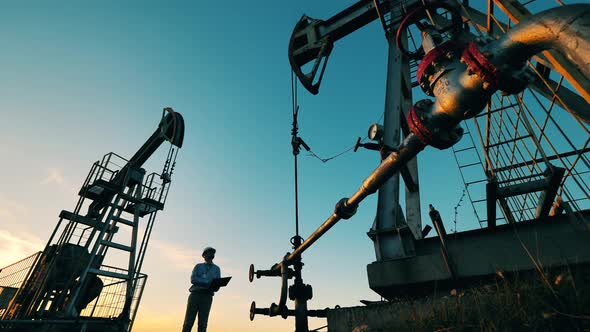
[211,265,222,292]
[215,265,221,279]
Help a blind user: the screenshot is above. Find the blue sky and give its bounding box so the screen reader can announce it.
[1,1,587,331]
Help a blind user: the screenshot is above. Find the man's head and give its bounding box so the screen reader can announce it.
[202,247,216,263]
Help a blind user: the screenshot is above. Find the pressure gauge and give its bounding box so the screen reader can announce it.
[368,123,383,141]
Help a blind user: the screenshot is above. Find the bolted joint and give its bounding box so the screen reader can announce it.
[496,64,535,95]
[406,101,434,146]
[270,303,279,317]
[334,198,357,219]
[268,302,289,319]
[461,41,500,92]
[288,283,313,301]
[406,100,464,150]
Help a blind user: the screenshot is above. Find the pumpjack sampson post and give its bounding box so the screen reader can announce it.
[250,1,590,331]
[0,108,184,332]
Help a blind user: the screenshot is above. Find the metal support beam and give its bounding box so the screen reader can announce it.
[493,148,590,173]
[370,27,415,261]
[428,205,455,279]
[535,166,566,218]
[400,34,423,240]
[486,180,497,228]
[496,179,547,197]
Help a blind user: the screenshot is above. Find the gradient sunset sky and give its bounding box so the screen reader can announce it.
[0,1,582,331]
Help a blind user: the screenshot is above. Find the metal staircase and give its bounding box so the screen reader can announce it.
[0,109,184,332]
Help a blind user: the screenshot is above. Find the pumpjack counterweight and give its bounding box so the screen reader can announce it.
[0,108,184,332]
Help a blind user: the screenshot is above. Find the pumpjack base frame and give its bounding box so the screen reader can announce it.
[367,210,590,299]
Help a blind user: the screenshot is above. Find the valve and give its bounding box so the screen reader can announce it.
[248,264,294,282]
[249,301,271,321]
[249,301,327,320]
[248,264,256,282]
[288,283,313,301]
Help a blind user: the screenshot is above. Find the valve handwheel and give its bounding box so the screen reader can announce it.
[395,2,464,60]
[249,264,255,283]
[250,301,256,321]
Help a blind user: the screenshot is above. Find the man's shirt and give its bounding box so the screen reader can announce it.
[189,262,221,293]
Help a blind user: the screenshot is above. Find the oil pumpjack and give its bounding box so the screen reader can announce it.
[0,108,184,332]
[250,1,590,331]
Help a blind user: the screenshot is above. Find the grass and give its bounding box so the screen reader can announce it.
[383,265,590,331]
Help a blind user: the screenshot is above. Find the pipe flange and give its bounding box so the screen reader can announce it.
[416,41,462,96]
[407,100,464,150]
[406,101,434,145]
[334,198,357,219]
[431,125,464,150]
[496,64,535,95]
[461,41,499,91]
[288,283,313,301]
[269,303,279,317]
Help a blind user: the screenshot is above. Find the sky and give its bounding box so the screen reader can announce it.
[0,1,588,332]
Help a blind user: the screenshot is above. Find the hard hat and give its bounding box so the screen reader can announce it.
[202,247,216,256]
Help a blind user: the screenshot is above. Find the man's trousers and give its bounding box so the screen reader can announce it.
[182,291,213,332]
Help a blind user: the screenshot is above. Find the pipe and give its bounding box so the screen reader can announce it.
[409,4,590,149]
[489,4,590,81]
[276,261,289,317]
[267,2,590,275]
[273,133,426,269]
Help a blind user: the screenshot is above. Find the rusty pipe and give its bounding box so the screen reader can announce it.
[489,4,590,80]
[272,134,426,270]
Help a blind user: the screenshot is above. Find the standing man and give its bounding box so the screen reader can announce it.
[182,247,221,332]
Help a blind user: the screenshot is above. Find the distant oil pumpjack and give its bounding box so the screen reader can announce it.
[0,108,184,332]
[250,1,590,331]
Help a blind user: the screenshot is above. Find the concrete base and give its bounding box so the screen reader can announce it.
[327,302,407,332]
[367,210,590,299]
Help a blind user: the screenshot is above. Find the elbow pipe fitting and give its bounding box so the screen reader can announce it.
[408,4,590,149]
[270,257,290,318]
[249,260,291,319]
[489,4,590,82]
